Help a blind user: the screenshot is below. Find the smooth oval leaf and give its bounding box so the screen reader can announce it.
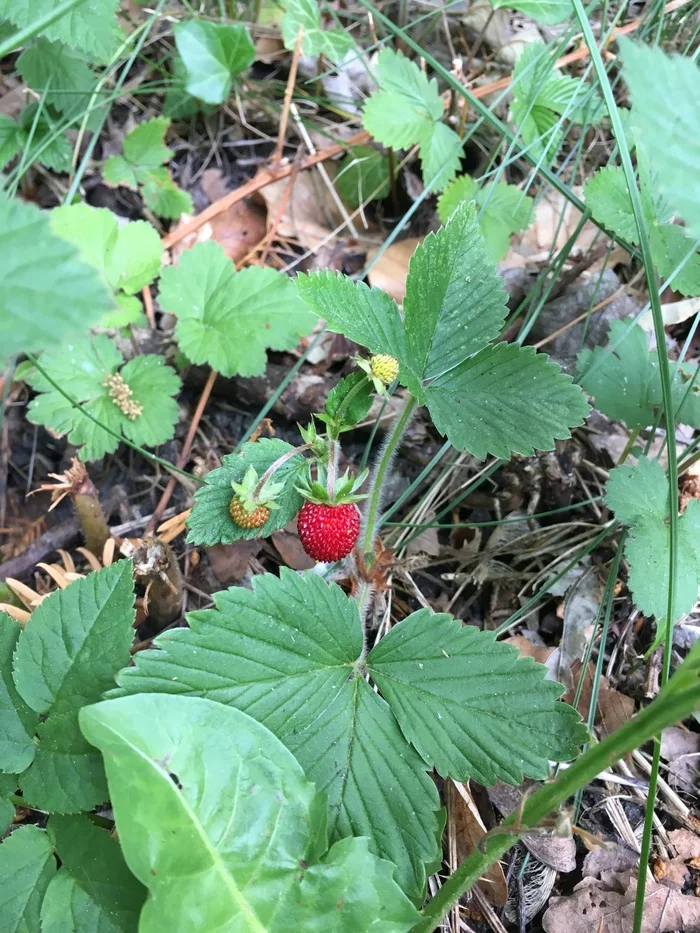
[174,20,255,105]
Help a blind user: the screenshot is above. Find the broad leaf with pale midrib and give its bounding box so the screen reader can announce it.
[81,693,420,932]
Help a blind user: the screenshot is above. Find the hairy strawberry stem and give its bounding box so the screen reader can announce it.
[361,394,418,558]
[327,439,339,498]
[253,444,312,498]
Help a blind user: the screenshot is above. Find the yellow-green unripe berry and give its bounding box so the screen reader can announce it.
[369,354,399,386]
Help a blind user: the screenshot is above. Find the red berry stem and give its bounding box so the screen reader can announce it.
[253,443,312,498]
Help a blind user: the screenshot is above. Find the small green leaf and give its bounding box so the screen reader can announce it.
[26,335,181,461]
[295,269,407,364]
[607,457,700,621]
[163,55,205,120]
[122,116,172,170]
[418,121,462,192]
[367,609,585,783]
[139,167,193,219]
[322,372,374,432]
[174,20,255,105]
[0,613,37,775]
[0,826,56,932]
[0,0,119,61]
[187,438,307,545]
[491,0,574,25]
[425,343,589,458]
[650,222,700,298]
[18,103,73,173]
[112,570,442,901]
[159,240,315,377]
[336,145,391,208]
[42,815,146,932]
[403,201,509,382]
[620,39,700,241]
[0,193,114,361]
[584,165,638,243]
[281,0,355,63]
[0,114,20,169]
[17,39,99,126]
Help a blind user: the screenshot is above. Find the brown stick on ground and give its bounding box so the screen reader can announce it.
[273,26,304,166]
[147,367,218,533]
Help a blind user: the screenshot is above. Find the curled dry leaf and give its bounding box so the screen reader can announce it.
[661,726,700,794]
[206,541,264,584]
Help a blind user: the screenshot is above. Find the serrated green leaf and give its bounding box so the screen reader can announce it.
[18,103,73,173]
[368,609,585,783]
[607,458,700,621]
[13,561,135,716]
[511,99,563,166]
[112,571,442,901]
[425,342,589,458]
[323,372,374,432]
[295,270,407,364]
[281,0,355,63]
[620,40,700,242]
[418,121,462,192]
[584,165,638,243]
[650,222,700,297]
[41,815,145,932]
[0,193,114,362]
[0,825,56,932]
[122,116,172,170]
[51,204,162,296]
[20,711,108,814]
[362,49,442,150]
[139,167,193,219]
[103,154,139,190]
[491,0,573,25]
[174,20,255,105]
[0,0,120,61]
[0,613,37,774]
[17,39,99,126]
[403,201,509,382]
[187,438,307,545]
[0,114,20,169]
[336,145,391,208]
[159,240,314,377]
[26,336,180,461]
[81,694,419,932]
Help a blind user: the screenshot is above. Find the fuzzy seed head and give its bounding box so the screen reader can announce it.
[229,495,270,529]
[297,501,360,562]
[104,373,143,421]
[369,354,399,386]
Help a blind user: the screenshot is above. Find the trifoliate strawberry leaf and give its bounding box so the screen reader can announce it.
[42,816,146,931]
[0,826,56,932]
[418,120,462,192]
[295,269,407,364]
[0,0,120,61]
[81,693,420,931]
[118,116,172,171]
[112,570,443,901]
[362,49,442,150]
[425,343,589,458]
[620,39,700,242]
[607,457,700,621]
[26,335,181,461]
[159,240,315,377]
[174,20,255,105]
[336,145,391,208]
[0,192,114,361]
[437,175,533,261]
[187,438,308,545]
[281,0,355,63]
[367,610,585,784]
[490,0,573,25]
[0,114,19,169]
[18,103,73,172]
[577,319,700,429]
[51,203,162,298]
[0,612,38,774]
[11,562,135,813]
[17,39,99,127]
[403,201,509,384]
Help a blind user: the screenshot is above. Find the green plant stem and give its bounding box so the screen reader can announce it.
[253,444,312,498]
[0,0,88,57]
[361,394,417,555]
[412,676,700,933]
[617,427,641,465]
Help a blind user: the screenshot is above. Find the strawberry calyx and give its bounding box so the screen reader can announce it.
[295,465,369,506]
[230,466,285,520]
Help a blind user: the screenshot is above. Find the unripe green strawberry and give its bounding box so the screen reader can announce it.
[297,501,360,562]
[229,495,269,529]
[369,354,399,386]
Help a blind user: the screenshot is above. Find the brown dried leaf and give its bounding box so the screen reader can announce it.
[367,238,423,304]
[661,726,700,794]
[256,166,344,254]
[271,527,316,570]
[447,780,508,907]
[670,828,700,861]
[206,541,263,584]
[506,634,555,666]
[583,845,638,878]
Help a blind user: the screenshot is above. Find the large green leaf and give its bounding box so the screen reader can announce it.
[403,201,509,383]
[281,0,355,63]
[0,613,37,775]
[0,193,114,361]
[0,114,20,169]
[159,241,315,378]
[0,0,119,61]
[17,39,99,125]
[295,270,407,363]
[0,826,56,932]
[425,343,589,458]
[607,457,700,621]
[81,694,420,931]
[367,610,585,784]
[112,570,442,901]
[41,816,146,933]
[174,20,255,105]
[620,39,700,242]
[186,438,308,545]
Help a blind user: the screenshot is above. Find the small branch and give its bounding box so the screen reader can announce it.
[147,368,218,533]
[273,25,304,166]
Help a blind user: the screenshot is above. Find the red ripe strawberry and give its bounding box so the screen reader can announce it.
[298,501,361,562]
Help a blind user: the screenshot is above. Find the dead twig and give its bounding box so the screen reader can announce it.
[273,26,304,166]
